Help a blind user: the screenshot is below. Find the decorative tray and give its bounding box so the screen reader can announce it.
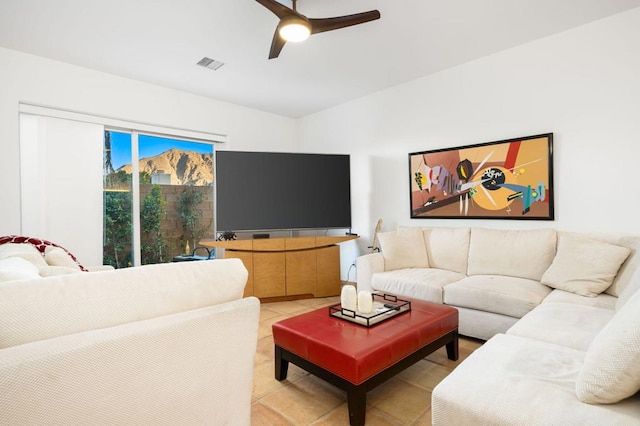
[328,293,411,327]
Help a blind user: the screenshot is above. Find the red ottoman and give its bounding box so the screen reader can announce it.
[272,296,458,426]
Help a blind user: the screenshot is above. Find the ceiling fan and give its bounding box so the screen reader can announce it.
[255,0,381,59]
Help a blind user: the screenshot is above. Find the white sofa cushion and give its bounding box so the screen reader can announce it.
[443,275,552,318]
[467,228,556,280]
[542,289,618,310]
[615,266,640,310]
[456,307,519,341]
[44,246,82,270]
[371,268,466,304]
[0,257,42,282]
[507,302,615,351]
[541,234,631,297]
[377,227,429,271]
[422,227,470,274]
[567,232,640,297]
[432,334,640,426]
[0,243,48,268]
[0,258,248,349]
[38,265,85,277]
[576,288,640,404]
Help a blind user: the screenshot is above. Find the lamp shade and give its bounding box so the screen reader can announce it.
[278,17,311,42]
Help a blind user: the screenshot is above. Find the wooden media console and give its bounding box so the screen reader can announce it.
[200,235,358,300]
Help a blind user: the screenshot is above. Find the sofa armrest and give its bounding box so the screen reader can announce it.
[0,296,260,425]
[84,264,115,272]
[357,252,385,292]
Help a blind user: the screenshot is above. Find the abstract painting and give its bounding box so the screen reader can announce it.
[409,133,554,220]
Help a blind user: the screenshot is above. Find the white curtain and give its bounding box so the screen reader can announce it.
[19,114,104,266]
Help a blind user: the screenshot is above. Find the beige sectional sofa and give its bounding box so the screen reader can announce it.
[357,227,639,340]
[0,258,259,425]
[357,226,640,424]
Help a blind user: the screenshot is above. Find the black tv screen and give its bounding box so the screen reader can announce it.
[215,151,352,232]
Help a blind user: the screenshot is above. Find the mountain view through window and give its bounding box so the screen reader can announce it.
[103,130,214,267]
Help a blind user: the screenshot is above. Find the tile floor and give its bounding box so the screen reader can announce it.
[250,296,483,425]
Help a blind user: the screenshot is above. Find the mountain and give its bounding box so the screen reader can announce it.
[119,148,213,186]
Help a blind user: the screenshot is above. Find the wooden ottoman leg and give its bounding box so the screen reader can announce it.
[274,345,289,381]
[346,384,367,426]
[445,331,459,361]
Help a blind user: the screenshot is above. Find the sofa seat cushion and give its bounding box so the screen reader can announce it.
[542,289,618,310]
[443,275,552,318]
[506,302,615,351]
[431,334,640,426]
[371,268,466,304]
[456,307,519,341]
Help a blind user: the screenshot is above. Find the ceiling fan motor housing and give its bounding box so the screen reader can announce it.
[278,16,311,42]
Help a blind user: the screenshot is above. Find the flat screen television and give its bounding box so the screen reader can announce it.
[215,151,352,233]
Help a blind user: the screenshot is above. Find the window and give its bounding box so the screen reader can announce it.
[19,104,225,268]
[103,130,214,268]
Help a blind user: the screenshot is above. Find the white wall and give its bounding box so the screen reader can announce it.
[299,7,640,268]
[0,47,297,243]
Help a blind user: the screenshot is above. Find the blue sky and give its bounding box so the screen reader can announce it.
[108,131,214,170]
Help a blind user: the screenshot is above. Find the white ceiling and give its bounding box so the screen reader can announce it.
[1,0,640,118]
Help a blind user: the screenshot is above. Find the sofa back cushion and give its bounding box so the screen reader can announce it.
[616,267,640,310]
[422,227,470,274]
[377,227,429,271]
[0,258,248,349]
[467,228,557,280]
[576,286,640,404]
[541,234,631,297]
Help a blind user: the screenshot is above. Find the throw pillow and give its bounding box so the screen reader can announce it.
[377,227,429,271]
[0,235,87,271]
[576,287,640,403]
[0,243,48,268]
[44,246,82,270]
[0,257,42,282]
[541,235,631,297]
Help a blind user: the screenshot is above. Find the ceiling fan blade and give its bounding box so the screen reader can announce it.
[309,10,380,34]
[255,0,294,19]
[269,29,287,59]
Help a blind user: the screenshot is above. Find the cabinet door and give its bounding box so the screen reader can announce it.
[315,245,341,297]
[253,252,286,298]
[286,250,316,297]
[224,250,254,297]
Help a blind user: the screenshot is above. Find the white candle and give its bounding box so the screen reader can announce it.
[341,286,357,312]
[357,291,373,314]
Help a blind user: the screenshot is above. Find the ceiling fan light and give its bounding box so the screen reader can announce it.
[279,18,311,42]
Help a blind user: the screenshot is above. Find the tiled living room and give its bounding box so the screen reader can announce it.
[2,1,640,425]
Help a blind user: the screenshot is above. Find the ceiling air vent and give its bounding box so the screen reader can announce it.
[197,57,224,71]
